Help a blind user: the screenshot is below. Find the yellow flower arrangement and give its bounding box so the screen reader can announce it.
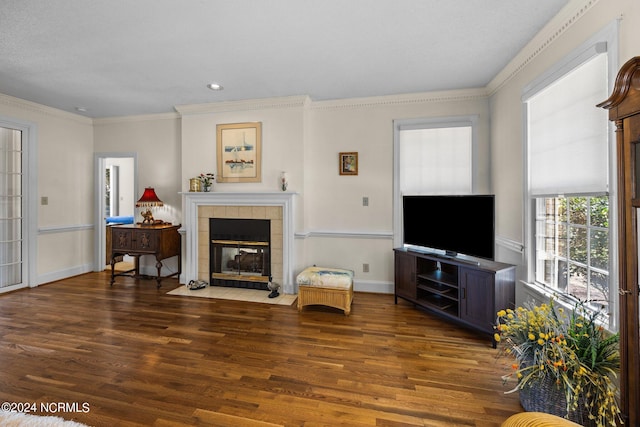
[495,298,621,427]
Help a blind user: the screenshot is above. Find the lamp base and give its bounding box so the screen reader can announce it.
[140,209,154,224]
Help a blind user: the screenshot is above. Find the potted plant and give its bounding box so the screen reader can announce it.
[199,172,215,192]
[495,298,621,427]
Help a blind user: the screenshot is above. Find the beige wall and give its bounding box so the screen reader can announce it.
[0,94,94,284]
[489,0,640,298]
[174,93,490,291]
[94,114,182,224]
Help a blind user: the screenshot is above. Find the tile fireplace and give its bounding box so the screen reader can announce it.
[181,192,297,294]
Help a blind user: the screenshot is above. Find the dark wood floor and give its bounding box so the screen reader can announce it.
[0,272,522,427]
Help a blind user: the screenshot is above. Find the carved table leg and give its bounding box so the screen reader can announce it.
[155,259,163,288]
[110,257,116,286]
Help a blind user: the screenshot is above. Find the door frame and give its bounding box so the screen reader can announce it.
[93,152,138,271]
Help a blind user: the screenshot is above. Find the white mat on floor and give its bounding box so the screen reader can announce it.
[0,412,89,426]
[167,285,297,306]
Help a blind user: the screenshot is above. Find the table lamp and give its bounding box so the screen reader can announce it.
[136,187,163,225]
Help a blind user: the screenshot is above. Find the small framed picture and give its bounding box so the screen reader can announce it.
[339,152,358,175]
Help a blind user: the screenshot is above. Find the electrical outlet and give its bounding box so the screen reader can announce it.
[363,196,369,206]
[41,196,48,205]
[363,263,370,273]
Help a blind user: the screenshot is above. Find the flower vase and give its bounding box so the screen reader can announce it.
[202,185,211,192]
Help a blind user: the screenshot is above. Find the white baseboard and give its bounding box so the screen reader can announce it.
[37,263,93,286]
[354,279,393,294]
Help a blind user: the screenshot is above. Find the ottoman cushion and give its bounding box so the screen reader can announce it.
[296,267,354,289]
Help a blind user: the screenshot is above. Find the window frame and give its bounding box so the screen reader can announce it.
[522,22,619,330]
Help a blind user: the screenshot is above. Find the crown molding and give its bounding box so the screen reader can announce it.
[487,0,601,95]
[175,95,311,116]
[309,88,489,111]
[92,111,180,125]
[0,93,92,125]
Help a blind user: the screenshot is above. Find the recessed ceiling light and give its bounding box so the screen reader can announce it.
[207,83,223,91]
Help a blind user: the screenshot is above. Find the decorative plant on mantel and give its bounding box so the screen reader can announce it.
[199,173,215,191]
[494,298,621,427]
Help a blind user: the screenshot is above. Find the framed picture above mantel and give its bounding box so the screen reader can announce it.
[216,122,262,183]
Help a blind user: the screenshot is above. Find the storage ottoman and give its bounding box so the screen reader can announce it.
[296,267,354,315]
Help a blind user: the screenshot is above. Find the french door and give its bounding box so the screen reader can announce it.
[0,126,24,290]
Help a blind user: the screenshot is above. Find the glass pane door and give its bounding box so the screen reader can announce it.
[0,127,22,289]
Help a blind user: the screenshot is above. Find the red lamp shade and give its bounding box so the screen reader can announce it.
[136,187,163,225]
[136,187,164,207]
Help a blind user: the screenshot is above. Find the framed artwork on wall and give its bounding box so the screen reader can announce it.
[339,152,358,175]
[216,122,262,183]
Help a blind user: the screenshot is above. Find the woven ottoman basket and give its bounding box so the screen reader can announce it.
[296,267,354,315]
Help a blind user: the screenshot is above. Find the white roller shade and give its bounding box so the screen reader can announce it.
[527,53,609,196]
[399,126,472,195]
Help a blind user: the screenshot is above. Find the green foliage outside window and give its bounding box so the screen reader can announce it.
[540,196,609,308]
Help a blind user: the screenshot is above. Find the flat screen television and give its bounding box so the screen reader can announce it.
[402,195,495,261]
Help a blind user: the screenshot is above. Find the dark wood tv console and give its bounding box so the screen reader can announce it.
[394,248,515,345]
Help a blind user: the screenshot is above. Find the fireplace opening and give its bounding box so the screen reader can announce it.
[209,218,270,290]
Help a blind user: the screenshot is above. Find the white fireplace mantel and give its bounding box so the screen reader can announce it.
[180,192,297,294]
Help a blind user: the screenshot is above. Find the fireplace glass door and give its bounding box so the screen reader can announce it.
[209,218,271,289]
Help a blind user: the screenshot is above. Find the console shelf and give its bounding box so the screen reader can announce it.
[394,248,515,344]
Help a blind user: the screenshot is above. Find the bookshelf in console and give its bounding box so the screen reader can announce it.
[394,248,515,345]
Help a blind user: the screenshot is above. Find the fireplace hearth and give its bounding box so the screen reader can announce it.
[210,218,271,289]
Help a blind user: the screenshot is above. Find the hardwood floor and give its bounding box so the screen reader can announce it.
[0,272,522,426]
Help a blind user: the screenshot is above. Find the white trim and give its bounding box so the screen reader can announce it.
[496,235,524,254]
[310,88,488,111]
[38,264,94,286]
[295,230,393,239]
[175,96,310,116]
[354,279,394,294]
[39,224,93,234]
[0,283,29,294]
[93,112,179,124]
[181,192,297,294]
[0,93,92,124]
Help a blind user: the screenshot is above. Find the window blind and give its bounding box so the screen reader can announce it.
[399,126,472,195]
[527,53,609,196]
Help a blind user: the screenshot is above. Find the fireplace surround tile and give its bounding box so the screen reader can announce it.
[182,192,297,294]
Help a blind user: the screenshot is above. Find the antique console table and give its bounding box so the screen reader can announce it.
[108,223,181,287]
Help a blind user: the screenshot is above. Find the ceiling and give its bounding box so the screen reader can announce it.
[0,0,569,118]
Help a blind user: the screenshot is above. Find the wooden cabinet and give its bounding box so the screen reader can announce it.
[394,250,416,301]
[597,56,640,425]
[394,248,515,342]
[109,224,181,287]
